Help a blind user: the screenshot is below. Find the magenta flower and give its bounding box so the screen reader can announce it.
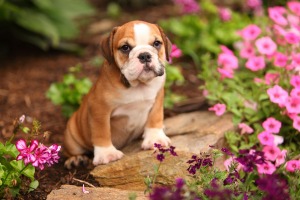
[173,0,200,14]
[245,56,266,71]
[257,162,276,175]
[220,45,234,55]
[32,144,50,170]
[47,144,61,165]
[291,88,300,98]
[208,103,226,116]
[238,24,261,40]
[264,73,280,85]
[258,131,274,146]
[238,123,254,135]
[170,45,182,58]
[275,149,287,167]
[286,160,300,172]
[290,75,300,88]
[246,0,262,10]
[263,145,281,161]
[262,117,281,134]
[240,43,255,59]
[285,96,300,114]
[285,32,300,44]
[224,157,242,171]
[274,52,288,67]
[291,53,300,69]
[16,139,38,165]
[267,85,289,105]
[268,7,288,26]
[218,7,231,22]
[288,1,300,16]
[255,37,277,55]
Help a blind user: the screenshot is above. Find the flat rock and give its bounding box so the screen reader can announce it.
[122,111,234,154]
[47,185,147,200]
[90,150,194,191]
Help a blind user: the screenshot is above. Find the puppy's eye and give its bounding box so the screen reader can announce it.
[120,45,131,53]
[153,41,162,49]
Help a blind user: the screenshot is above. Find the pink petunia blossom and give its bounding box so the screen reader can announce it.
[265,73,280,85]
[218,67,234,79]
[218,53,239,69]
[268,7,288,26]
[262,117,281,134]
[267,85,289,105]
[255,37,277,55]
[246,0,262,10]
[238,123,254,134]
[285,96,300,114]
[286,160,300,172]
[257,162,276,174]
[169,44,182,63]
[287,14,300,26]
[240,43,255,59]
[245,56,266,71]
[275,149,287,167]
[273,52,288,67]
[32,144,50,170]
[288,1,300,16]
[291,53,300,70]
[285,32,300,44]
[258,131,274,146]
[292,116,300,131]
[16,139,38,165]
[208,103,226,116]
[263,145,281,161]
[291,75,300,88]
[224,156,242,171]
[220,45,234,55]
[218,7,232,22]
[173,0,200,14]
[238,24,261,40]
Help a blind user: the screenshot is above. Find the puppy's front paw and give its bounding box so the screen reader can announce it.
[142,128,171,150]
[64,155,90,169]
[93,145,124,166]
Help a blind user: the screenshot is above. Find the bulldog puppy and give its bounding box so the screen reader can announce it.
[64,20,172,168]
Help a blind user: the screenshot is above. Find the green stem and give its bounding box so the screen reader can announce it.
[151,162,162,188]
[19,164,29,174]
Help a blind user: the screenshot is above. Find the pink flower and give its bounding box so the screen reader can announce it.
[290,75,300,88]
[264,73,279,85]
[240,43,255,59]
[285,32,300,44]
[218,67,234,79]
[238,123,254,134]
[220,45,234,55]
[169,44,182,63]
[246,0,262,9]
[288,1,300,16]
[267,85,288,105]
[286,160,300,172]
[257,162,276,174]
[268,7,288,26]
[16,139,38,165]
[255,37,277,55]
[173,0,200,14]
[32,144,50,170]
[262,117,281,134]
[273,135,284,146]
[218,53,239,69]
[291,88,300,98]
[245,56,265,71]
[218,7,232,21]
[285,96,300,114]
[258,131,274,146]
[82,184,90,194]
[292,116,300,131]
[238,24,261,40]
[224,157,242,171]
[202,89,209,97]
[287,14,300,26]
[47,144,61,165]
[275,149,287,167]
[274,52,288,67]
[291,53,300,70]
[263,145,281,161]
[208,103,226,116]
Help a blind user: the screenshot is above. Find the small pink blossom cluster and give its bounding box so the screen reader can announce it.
[208,103,226,116]
[169,44,182,63]
[218,7,232,22]
[173,0,200,14]
[16,139,61,170]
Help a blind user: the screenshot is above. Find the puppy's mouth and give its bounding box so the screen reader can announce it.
[143,63,164,77]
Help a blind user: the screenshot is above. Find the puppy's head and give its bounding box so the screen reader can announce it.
[100,20,172,86]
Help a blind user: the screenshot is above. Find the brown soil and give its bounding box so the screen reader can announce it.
[0,3,203,199]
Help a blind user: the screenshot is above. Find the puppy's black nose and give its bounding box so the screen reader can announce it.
[138,52,152,63]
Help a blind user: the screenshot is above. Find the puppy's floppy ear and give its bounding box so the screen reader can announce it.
[156,24,172,62]
[100,27,119,64]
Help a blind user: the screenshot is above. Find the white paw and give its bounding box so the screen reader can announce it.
[141,128,171,150]
[93,145,124,166]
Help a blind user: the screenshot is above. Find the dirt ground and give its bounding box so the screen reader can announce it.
[0,3,203,199]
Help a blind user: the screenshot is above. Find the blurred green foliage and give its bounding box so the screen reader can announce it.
[46,64,92,117]
[0,0,95,51]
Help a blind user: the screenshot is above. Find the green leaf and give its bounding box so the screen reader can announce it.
[28,180,39,192]
[4,142,19,158]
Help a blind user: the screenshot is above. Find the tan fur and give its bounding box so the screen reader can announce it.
[63,20,172,168]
